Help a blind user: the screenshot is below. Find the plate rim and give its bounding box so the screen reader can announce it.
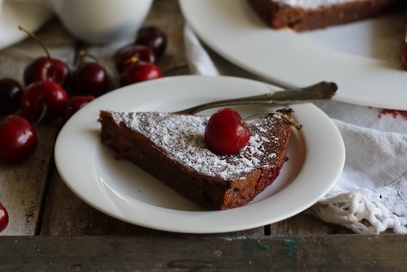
[54,75,345,233]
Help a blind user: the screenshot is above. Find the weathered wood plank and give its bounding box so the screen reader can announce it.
[40,172,162,235]
[0,18,76,236]
[268,213,354,235]
[0,235,405,271]
[0,124,57,236]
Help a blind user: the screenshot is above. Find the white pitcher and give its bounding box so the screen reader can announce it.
[3,0,153,44]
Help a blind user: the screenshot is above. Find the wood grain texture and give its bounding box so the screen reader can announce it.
[0,235,405,271]
[0,125,57,236]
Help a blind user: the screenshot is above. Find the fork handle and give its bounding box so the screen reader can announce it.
[174,81,337,114]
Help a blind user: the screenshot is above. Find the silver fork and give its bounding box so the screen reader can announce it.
[173,81,338,115]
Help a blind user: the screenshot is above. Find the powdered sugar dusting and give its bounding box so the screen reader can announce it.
[110,111,284,180]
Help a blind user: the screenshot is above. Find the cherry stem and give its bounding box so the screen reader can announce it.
[18,25,56,79]
[33,104,48,126]
[124,56,139,66]
[241,111,303,130]
[79,50,100,63]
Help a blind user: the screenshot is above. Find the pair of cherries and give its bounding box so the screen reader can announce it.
[115,25,166,86]
[64,25,166,92]
[15,26,97,125]
[0,76,72,167]
[0,74,95,164]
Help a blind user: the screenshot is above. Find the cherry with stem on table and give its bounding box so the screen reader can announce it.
[0,77,23,114]
[0,203,8,233]
[135,25,167,59]
[71,50,110,97]
[19,25,71,89]
[119,61,163,87]
[0,115,38,165]
[19,81,68,124]
[61,95,95,124]
[115,45,156,73]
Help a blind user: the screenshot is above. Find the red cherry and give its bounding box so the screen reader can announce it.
[61,95,95,124]
[19,81,68,124]
[0,115,38,165]
[71,62,109,97]
[204,108,250,155]
[0,77,23,113]
[0,203,9,233]
[23,57,71,89]
[135,25,167,58]
[119,61,163,87]
[18,26,70,89]
[115,45,156,73]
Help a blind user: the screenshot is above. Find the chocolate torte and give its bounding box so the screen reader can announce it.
[99,109,295,210]
[246,0,403,31]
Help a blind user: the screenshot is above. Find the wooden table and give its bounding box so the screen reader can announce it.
[0,0,405,270]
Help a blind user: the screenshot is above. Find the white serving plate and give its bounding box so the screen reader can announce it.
[179,0,407,110]
[55,75,345,233]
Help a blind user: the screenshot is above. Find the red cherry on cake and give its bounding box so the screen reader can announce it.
[115,45,156,73]
[19,81,68,124]
[0,203,8,233]
[135,25,167,58]
[204,108,250,155]
[19,26,70,88]
[0,77,23,114]
[119,61,163,87]
[0,115,38,165]
[61,95,95,124]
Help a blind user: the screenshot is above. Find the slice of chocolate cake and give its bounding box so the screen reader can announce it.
[246,0,403,32]
[247,0,407,69]
[98,110,295,210]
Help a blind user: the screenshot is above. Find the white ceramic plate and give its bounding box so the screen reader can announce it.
[179,0,407,110]
[55,75,345,233]
[0,0,53,50]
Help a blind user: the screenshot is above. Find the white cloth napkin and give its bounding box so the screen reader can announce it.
[184,24,407,234]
